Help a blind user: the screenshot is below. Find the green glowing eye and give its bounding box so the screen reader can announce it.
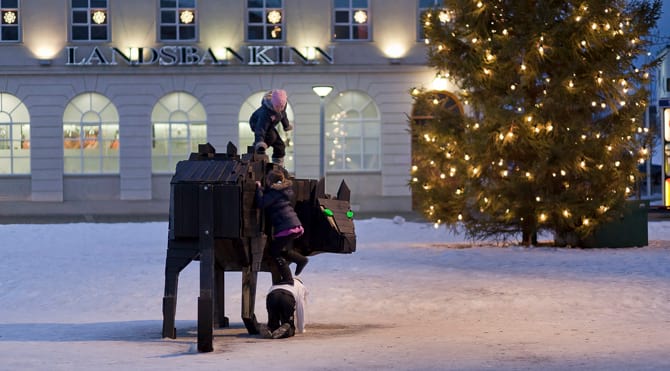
[323,208,334,217]
[346,210,354,219]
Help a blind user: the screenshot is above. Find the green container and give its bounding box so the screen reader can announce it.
[581,200,649,248]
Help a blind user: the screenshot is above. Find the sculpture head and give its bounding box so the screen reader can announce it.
[292,177,356,256]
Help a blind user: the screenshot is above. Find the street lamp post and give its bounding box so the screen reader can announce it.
[312,85,333,179]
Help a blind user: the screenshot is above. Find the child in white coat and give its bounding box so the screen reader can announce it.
[259,277,307,339]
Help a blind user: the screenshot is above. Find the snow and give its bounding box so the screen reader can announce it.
[1,218,669,370]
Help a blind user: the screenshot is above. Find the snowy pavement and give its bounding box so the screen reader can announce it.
[0,219,669,370]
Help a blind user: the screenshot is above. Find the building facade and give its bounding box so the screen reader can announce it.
[657,46,670,207]
[0,0,456,219]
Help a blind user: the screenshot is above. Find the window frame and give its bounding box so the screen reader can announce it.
[332,0,370,42]
[0,0,20,43]
[246,0,285,42]
[417,0,441,41]
[70,0,110,42]
[158,0,198,42]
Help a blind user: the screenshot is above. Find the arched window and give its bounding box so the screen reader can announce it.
[325,90,381,171]
[0,93,30,175]
[410,90,463,126]
[63,92,119,174]
[151,92,207,173]
[238,91,295,173]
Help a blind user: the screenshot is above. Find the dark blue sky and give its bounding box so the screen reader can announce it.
[660,1,670,39]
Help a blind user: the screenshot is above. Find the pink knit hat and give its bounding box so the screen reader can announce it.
[271,89,287,112]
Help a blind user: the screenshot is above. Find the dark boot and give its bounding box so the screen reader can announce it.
[295,257,308,276]
[274,257,294,285]
[272,323,293,339]
[286,249,308,276]
[258,324,272,339]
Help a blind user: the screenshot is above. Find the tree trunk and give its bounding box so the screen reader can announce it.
[521,226,538,246]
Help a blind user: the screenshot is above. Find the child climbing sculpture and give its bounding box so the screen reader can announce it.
[255,168,308,285]
[250,89,292,167]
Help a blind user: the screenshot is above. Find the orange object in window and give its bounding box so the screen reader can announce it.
[64,139,81,149]
[83,131,98,149]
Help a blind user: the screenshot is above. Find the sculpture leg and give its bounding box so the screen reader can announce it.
[241,266,259,334]
[213,262,229,328]
[162,265,179,339]
[162,241,198,339]
[162,266,179,339]
[197,184,214,352]
[241,235,265,334]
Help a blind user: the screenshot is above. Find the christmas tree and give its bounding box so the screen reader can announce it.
[411,0,661,245]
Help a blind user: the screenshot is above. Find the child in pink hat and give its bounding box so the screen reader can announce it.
[249,89,293,166]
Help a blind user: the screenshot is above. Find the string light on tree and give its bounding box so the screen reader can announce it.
[412,0,660,246]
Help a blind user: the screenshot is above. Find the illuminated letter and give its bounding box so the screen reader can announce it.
[200,48,221,65]
[180,46,201,65]
[248,46,275,65]
[111,47,133,65]
[85,46,109,65]
[225,47,244,64]
[66,46,86,65]
[138,47,159,65]
[159,46,178,65]
[315,46,335,64]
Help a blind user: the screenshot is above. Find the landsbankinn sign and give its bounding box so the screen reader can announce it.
[65,45,335,66]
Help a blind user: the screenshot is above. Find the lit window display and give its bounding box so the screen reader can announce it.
[325,90,380,171]
[333,0,369,41]
[0,0,20,42]
[0,92,30,174]
[247,0,283,41]
[71,0,108,41]
[160,0,197,41]
[62,93,119,174]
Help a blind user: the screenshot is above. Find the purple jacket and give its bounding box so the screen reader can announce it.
[255,178,302,234]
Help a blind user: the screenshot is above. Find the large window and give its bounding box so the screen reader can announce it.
[333,0,369,41]
[71,0,109,41]
[0,0,20,42]
[238,91,294,172]
[159,0,197,41]
[151,92,207,173]
[247,0,284,41]
[325,91,380,171]
[63,93,119,174]
[418,0,441,40]
[0,93,29,175]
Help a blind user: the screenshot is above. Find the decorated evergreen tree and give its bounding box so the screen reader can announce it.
[411,0,661,245]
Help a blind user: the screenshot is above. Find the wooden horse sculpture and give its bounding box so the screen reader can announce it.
[161,142,356,352]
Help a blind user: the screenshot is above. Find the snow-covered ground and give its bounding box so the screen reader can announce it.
[1,218,669,370]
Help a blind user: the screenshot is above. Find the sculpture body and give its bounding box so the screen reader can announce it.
[161,143,356,352]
